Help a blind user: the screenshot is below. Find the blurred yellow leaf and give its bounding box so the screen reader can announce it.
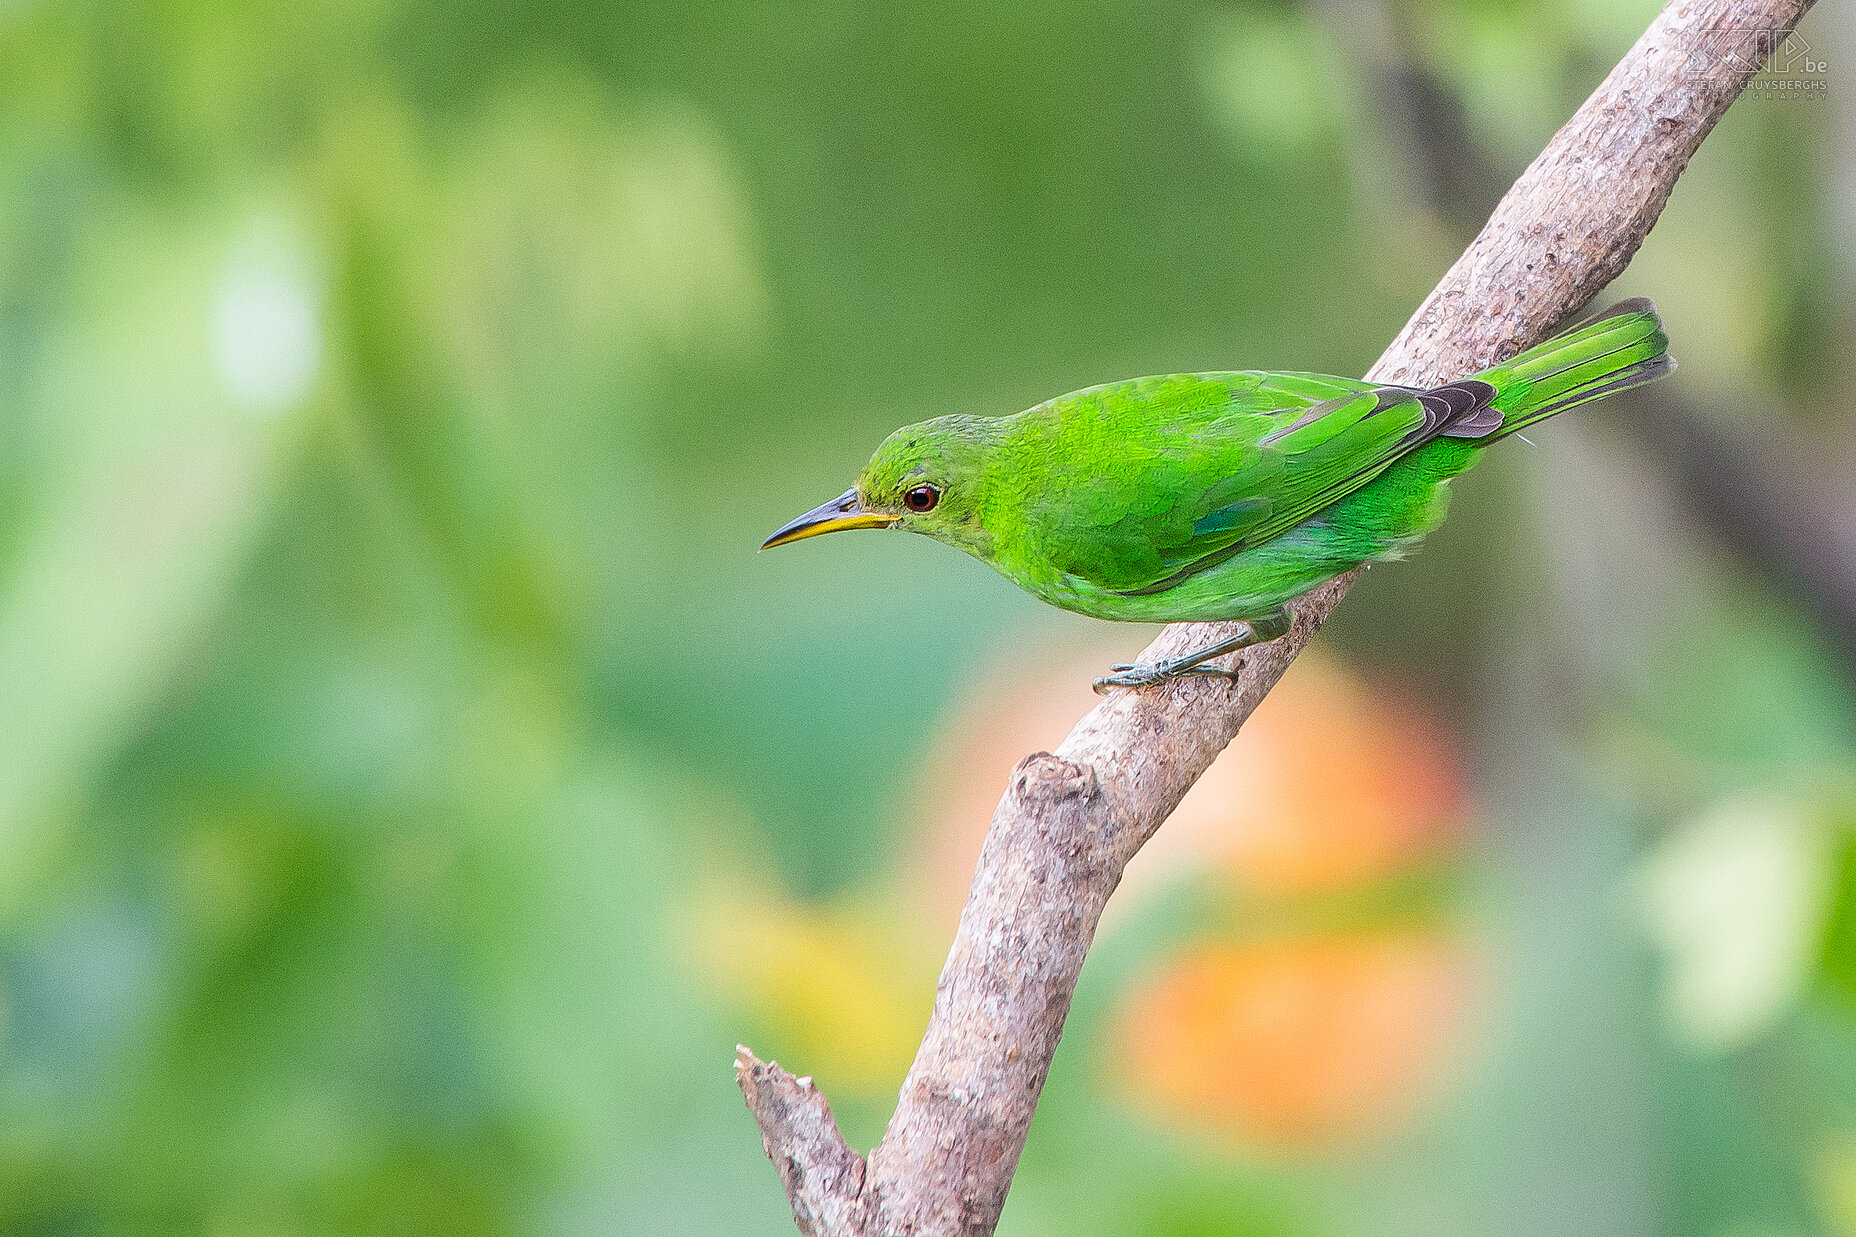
[689,878,931,1096]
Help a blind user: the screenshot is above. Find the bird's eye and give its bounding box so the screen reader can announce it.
[905,485,940,513]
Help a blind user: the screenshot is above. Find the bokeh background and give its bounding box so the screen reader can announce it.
[0,0,1852,1233]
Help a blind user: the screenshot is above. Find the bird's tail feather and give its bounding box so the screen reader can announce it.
[1473,297,1673,439]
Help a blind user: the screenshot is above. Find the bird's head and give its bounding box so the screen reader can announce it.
[760,415,1001,558]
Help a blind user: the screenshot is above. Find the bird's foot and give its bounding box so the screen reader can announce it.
[1091,610,1289,695]
[1092,658,1242,695]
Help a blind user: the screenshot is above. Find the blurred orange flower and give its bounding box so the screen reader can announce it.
[1166,655,1464,897]
[912,645,1466,922]
[1111,929,1470,1149]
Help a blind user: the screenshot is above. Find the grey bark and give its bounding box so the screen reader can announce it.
[1342,1,1856,672]
[738,2,1818,1233]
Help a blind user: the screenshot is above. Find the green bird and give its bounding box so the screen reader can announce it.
[763,299,1672,692]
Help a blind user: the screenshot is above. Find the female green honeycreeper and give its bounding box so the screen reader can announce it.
[763,299,1672,693]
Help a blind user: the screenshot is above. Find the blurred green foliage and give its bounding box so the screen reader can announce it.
[0,0,1852,1233]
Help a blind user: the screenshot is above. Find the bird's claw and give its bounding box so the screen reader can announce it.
[1093,665,1163,694]
[1092,658,1242,695]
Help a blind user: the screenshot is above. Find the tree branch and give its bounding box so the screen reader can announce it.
[1336,0,1856,672]
[739,2,1817,1232]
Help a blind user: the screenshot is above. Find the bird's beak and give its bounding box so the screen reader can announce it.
[760,487,899,550]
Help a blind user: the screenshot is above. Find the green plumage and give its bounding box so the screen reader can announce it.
[768,299,1673,681]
